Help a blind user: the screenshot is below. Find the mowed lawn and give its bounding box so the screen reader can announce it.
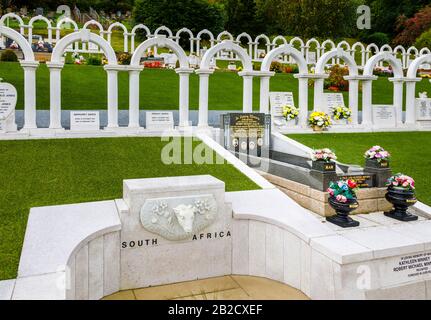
[289,132,431,205]
[0,137,259,280]
[1,62,430,111]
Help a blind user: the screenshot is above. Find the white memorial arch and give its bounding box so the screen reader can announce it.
[405,54,431,125]
[236,32,253,58]
[0,26,39,130]
[0,13,25,48]
[107,22,129,52]
[254,34,271,60]
[55,17,79,51]
[362,52,404,126]
[130,24,151,53]
[129,36,193,128]
[305,38,320,64]
[175,28,195,55]
[352,42,366,68]
[196,29,215,57]
[197,41,254,127]
[260,44,309,127]
[314,48,360,124]
[28,15,53,44]
[47,30,119,130]
[394,45,407,69]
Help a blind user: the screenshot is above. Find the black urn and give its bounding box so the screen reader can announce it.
[326,197,360,228]
[384,187,418,222]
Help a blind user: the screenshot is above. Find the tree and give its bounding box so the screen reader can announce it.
[222,0,263,37]
[394,5,431,46]
[133,0,225,36]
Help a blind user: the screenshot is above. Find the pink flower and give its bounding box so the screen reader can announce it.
[327,188,334,196]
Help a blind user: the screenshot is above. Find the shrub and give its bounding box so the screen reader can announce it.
[394,5,431,46]
[86,56,102,66]
[0,50,18,62]
[415,29,431,49]
[270,61,283,73]
[324,65,349,91]
[117,52,132,65]
[365,32,390,47]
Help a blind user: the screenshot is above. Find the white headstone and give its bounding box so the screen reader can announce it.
[269,92,295,117]
[325,93,345,110]
[416,98,431,127]
[372,105,397,128]
[70,111,100,131]
[308,52,317,64]
[0,82,17,132]
[146,111,174,130]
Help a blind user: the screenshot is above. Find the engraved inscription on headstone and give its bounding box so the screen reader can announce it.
[221,113,271,159]
[391,252,431,280]
[325,93,345,110]
[0,82,17,132]
[70,111,100,131]
[269,92,295,117]
[416,98,431,121]
[340,174,374,188]
[146,111,174,130]
[372,105,396,128]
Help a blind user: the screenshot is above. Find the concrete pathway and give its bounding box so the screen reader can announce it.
[102,275,309,300]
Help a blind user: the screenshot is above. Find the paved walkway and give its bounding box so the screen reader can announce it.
[103,275,309,300]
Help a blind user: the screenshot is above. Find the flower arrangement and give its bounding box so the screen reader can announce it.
[308,111,331,128]
[331,106,352,121]
[311,148,337,162]
[327,180,358,203]
[364,146,391,162]
[387,173,415,191]
[282,105,299,121]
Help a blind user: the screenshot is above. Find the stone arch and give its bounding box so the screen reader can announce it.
[236,32,253,58]
[154,26,173,38]
[47,30,119,130]
[305,38,320,64]
[197,41,254,126]
[0,12,25,36]
[362,52,404,126]
[352,42,366,67]
[405,54,431,125]
[366,43,379,61]
[394,45,407,68]
[216,31,233,42]
[83,20,104,33]
[129,36,192,128]
[321,39,336,64]
[28,15,53,44]
[55,17,79,50]
[254,34,271,60]
[130,24,151,53]
[0,26,38,130]
[107,22,129,52]
[314,49,360,123]
[380,44,393,53]
[196,29,214,57]
[336,41,351,64]
[420,47,431,56]
[176,27,195,55]
[260,44,310,126]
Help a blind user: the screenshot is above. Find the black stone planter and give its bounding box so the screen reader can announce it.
[384,187,418,222]
[312,160,336,173]
[326,197,360,228]
[365,158,390,169]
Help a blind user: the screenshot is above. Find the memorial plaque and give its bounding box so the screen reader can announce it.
[221,113,271,158]
[372,105,396,128]
[416,98,431,121]
[340,174,375,188]
[325,93,345,110]
[308,52,317,64]
[70,111,100,131]
[269,92,295,117]
[146,111,174,130]
[0,82,17,132]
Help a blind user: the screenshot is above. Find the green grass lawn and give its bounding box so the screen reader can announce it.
[1,62,429,111]
[0,137,259,280]
[289,132,431,205]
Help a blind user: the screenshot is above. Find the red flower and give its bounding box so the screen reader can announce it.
[347,180,357,189]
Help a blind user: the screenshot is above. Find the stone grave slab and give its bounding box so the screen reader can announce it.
[0,82,17,132]
[372,105,397,128]
[70,111,100,131]
[269,92,296,128]
[145,111,174,130]
[416,98,431,127]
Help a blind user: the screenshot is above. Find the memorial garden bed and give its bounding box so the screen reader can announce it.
[289,132,431,205]
[0,136,259,281]
[2,61,430,111]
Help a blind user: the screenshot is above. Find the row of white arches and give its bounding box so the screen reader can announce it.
[0,25,430,132]
[1,12,430,70]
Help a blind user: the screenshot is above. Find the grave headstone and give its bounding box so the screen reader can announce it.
[325,93,345,110]
[416,98,431,127]
[35,7,44,16]
[269,92,296,128]
[372,105,397,128]
[146,111,174,130]
[0,82,17,132]
[221,113,271,160]
[308,52,317,64]
[70,111,100,131]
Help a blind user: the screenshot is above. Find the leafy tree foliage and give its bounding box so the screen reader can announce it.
[394,5,431,46]
[133,0,225,35]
